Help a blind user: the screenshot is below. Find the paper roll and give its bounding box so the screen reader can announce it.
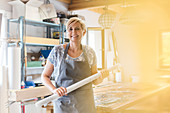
[8,47,21,113]
[0,42,8,66]
[0,47,2,65]
[35,66,117,107]
[0,66,8,113]
[8,47,21,90]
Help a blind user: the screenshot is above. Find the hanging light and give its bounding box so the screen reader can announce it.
[98,6,115,29]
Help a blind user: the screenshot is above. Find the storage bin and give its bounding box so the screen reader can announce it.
[24,81,35,88]
[27,61,42,67]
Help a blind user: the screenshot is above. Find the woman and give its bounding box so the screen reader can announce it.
[41,17,109,113]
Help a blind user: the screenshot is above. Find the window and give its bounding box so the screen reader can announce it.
[0,13,2,37]
[87,27,104,69]
[159,30,170,69]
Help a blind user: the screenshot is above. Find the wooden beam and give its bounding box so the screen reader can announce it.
[68,0,123,11]
[9,86,52,101]
[88,8,117,15]
[57,0,71,4]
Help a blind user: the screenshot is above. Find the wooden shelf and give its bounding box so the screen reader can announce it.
[25,36,59,46]
[7,16,64,82]
[11,36,59,46]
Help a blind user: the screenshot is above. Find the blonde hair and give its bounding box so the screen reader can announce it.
[66,17,86,31]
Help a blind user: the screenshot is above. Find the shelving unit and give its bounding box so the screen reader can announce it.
[7,16,65,81]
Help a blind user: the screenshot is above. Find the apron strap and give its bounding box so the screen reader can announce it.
[82,46,89,63]
[63,43,70,59]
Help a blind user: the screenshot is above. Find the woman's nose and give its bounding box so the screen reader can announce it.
[71,29,77,33]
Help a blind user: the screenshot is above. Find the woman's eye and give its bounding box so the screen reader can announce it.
[68,28,80,31]
[75,28,80,30]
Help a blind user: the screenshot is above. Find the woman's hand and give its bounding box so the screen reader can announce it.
[100,69,110,79]
[93,69,110,85]
[52,87,67,97]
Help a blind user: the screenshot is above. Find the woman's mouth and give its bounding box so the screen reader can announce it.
[71,35,78,38]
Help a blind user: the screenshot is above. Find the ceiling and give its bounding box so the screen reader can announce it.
[56,0,170,25]
[57,0,144,14]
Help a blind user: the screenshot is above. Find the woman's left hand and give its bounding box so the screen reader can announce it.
[93,69,110,85]
[100,69,110,79]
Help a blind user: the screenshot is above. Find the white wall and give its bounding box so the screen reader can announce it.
[0,0,11,38]
[113,1,170,82]
[50,0,68,13]
[0,0,11,12]
[73,9,101,27]
[73,1,170,82]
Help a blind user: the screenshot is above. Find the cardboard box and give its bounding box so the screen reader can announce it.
[39,4,57,20]
[8,0,43,21]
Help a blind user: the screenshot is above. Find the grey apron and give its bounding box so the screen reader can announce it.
[53,43,96,113]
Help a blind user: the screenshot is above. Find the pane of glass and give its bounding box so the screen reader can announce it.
[0,13,2,37]
[161,32,170,67]
[88,30,102,68]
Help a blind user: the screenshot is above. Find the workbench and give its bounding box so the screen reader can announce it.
[41,82,170,113]
[94,82,170,113]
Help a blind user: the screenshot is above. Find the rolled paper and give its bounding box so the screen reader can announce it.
[0,66,8,113]
[8,47,21,90]
[35,66,116,107]
[8,47,21,113]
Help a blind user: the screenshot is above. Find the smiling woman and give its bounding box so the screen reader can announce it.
[41,17,109,113]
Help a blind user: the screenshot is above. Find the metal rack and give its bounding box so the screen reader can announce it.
[7,16,65,81]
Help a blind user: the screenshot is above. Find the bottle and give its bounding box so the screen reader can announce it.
[39,56,43,61]
[21,81,25,89]
[41,56,46,66]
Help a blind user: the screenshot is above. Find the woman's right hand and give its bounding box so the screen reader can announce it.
[52,87,67,97]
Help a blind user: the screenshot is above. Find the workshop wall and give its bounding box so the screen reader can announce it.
[0,0,11,12]
[73,1,170,83]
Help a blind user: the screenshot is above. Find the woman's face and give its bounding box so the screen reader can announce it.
[67,22,86,43]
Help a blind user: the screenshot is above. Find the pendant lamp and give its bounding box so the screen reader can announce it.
[98,6,115,29]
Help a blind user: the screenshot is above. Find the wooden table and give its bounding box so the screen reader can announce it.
[94,82,170,113]
[43,82,170,113]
